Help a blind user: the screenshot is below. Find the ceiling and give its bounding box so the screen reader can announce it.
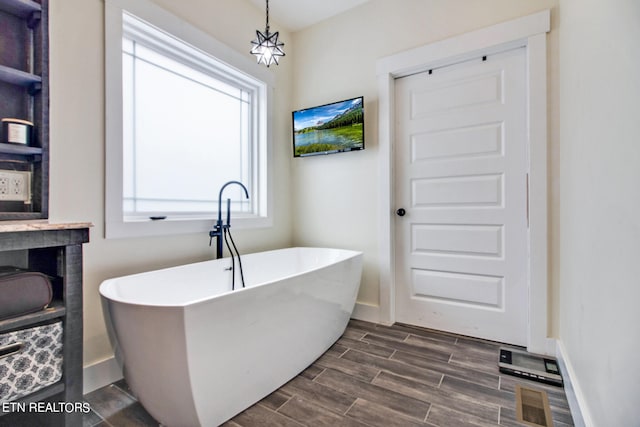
[247,0,371,32]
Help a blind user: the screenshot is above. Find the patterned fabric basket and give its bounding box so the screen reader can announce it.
[0,321,63,402]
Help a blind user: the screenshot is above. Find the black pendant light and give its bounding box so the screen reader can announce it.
[250,0,285,67]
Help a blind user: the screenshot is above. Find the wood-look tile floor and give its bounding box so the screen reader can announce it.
[83,320,574,427]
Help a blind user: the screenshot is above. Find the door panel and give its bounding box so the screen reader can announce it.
[411,122,503,162]
[412,224,503,256]
[394,48,528,345]
[411,269,503,308]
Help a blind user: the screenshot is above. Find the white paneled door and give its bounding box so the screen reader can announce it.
[394,48,528,346]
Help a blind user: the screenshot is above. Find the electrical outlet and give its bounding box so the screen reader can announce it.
[0,171,30,202]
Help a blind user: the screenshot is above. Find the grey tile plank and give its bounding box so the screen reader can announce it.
[221,421,243,427]
[325,342,349,358]
[391,349,500,389]
[337,336,396,358]
[345,319,373,336]
[280,375,357,414]
[112,379,136,398]
[348,319,410,341]
[449,350,502,376]
[455,341,506,360]
[497,407,523,427]
[362,333,452,362]
[455,335,505,354]
[551,407,575,426]
[101,402,158,427]
[259,389,292,411]
[299,364,325,380]
[499,406,529,427]
[345,398,433,427]
[277,395,369,427]
[427,405,500,427]
[314,368,431,421]
[372,371,499,423]
[231,404,303,427]
[404,333,462,356]
[314,352,379,382]
[84,384,137,420]
[82,408,105,427]
[391,323,459,344]
[440,376,516,408]
[342,326,367,340]
[340,348,442,386]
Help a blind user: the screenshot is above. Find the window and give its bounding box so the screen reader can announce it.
[105,0,273,238]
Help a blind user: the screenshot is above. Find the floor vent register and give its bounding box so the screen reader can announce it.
[515,385,554,427]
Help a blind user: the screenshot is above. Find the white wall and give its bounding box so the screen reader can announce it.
[557,0,640,425]
[48,0,293,366]
[291,0,559,312]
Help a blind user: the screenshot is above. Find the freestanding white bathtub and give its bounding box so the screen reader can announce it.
[99,247,362,427]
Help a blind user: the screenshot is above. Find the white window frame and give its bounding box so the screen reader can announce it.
[105,0,274,239]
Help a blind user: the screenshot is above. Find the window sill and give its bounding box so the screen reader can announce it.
[105,215,271,239]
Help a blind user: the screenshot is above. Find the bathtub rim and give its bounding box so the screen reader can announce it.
[99,246,363,308]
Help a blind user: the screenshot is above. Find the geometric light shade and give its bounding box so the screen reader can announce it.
[250,0,285,67]
[250,29,285,67]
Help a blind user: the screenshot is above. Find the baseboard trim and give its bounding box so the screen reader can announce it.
[556,340,593,427]
[351,302,382,324]
[83,356,123,394]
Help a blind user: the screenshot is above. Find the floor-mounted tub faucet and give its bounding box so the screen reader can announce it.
[209,180,250,259]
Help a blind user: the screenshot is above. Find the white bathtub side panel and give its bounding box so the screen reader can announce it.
[104,301,200,427]
[184,255,363,426]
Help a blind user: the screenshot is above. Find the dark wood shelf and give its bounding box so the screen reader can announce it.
[0,212,44,221]
[0,142,43,156]
[0,64,41,88]
[0,0,41,19]
[0,301,65,333]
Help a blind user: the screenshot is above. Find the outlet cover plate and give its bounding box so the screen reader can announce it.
[0,170,31,202]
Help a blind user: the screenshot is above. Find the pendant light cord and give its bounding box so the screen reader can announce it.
[265,0,270,34]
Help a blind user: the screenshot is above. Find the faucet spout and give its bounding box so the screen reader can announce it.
[217,180,250,225]
[210,180,250,259]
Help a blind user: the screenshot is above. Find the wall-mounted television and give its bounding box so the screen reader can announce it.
[292,96,364,157]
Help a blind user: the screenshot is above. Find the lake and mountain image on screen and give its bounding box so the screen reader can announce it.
[293,97,364,157]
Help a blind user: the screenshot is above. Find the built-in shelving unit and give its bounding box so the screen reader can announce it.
[0,0,48,220]
[0,2,83,424]
[0,222,90,427]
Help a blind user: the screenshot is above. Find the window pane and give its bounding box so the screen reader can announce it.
[123,42,252,215]
[135,43,243,101]
[123,37,134,54]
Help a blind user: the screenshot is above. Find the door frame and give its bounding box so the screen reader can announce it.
[376,10,552,354]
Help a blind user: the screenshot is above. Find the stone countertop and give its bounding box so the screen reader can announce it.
[0,220,93,233]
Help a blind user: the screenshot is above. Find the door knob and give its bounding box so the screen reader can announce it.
[396,208,406,217]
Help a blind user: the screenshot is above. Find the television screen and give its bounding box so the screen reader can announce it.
[292,96,364,157]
